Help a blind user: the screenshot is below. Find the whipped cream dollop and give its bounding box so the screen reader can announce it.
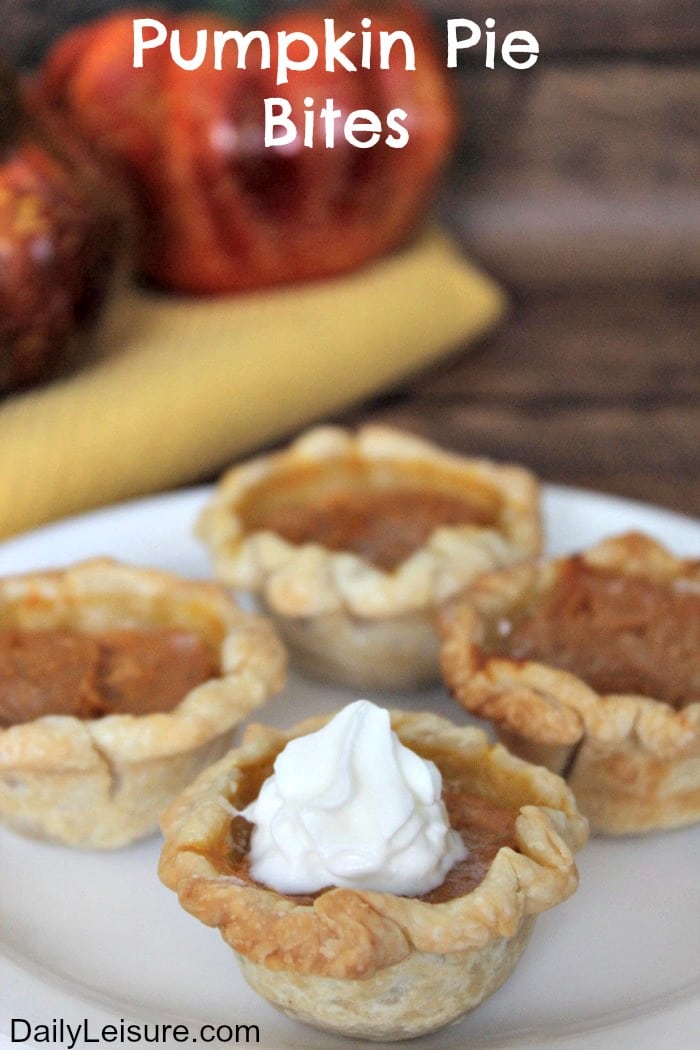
[241,700,467,896]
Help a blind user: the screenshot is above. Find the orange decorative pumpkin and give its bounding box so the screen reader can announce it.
[37,4,456,294]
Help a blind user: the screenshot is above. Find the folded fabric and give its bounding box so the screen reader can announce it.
[0,230,505,541]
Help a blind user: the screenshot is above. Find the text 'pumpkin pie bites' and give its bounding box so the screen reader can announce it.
[0,559,286,848]
[439,533,700,835]
[159,703,587,1042]
[196,425,541,690]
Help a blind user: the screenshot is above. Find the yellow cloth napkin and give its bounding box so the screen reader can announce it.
[0,230,505,541]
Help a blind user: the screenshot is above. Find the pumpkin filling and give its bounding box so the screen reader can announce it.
[0,626,219,727]
[245,487,494,571]
[496,562,700,709]
[207,786,518,905]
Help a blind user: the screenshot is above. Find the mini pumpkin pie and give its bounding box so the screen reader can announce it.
[196,425,541,690]
[0,559,286,848]
[439,532,700,835]
[159,703,587,1041]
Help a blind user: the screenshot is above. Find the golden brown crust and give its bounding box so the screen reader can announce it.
[159,710,586,983]
[0,559,286,847]
[196,425,542,689]
[439,533,700,835]
[236,916,537,1040]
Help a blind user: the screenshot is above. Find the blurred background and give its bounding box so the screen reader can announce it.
[2,0,699,518]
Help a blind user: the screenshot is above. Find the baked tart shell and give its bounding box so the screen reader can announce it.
[159,710,587,1041]
[439,533,700,835]
[0,559,286,848]
[197,425,541,690]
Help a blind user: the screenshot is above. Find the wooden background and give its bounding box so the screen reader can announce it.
[347,0,700,519]
[2,0,699,519]
[356,2,700,518]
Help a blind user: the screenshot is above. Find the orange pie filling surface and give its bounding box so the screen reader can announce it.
[0,627,219,727]
[239,463,501,571]
[492,561,700,710]
[204,775,519,905]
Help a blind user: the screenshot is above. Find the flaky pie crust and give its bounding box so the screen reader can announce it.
[0,559,286,848]
[159,710,586,1041]
[197,425,541,690]
[439,533,700,835]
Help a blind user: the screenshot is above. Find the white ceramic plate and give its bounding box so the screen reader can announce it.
[1,485,699,1050]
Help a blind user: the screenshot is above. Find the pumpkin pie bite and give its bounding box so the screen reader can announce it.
[196,425,541,690]
[0,559,286,848]
[159,702,587,1042]
[439,533,700,835]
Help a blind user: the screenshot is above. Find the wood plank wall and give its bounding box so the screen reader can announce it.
[422,1,700,288]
